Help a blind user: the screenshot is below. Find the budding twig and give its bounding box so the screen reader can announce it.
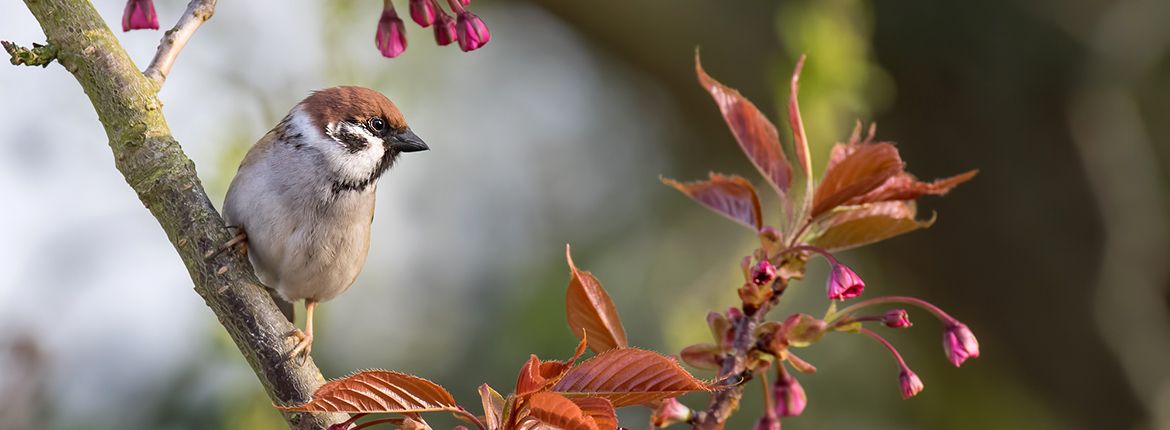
[143,0,217,86]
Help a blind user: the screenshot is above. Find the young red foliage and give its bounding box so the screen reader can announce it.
[525,392,603,430]
[515,337,589,396]
[811,143,904,218]
[277,370,457,414]
[551,348,715,407]
[479,384,506,430]
[662,173,764,231]
[570,397,618,430]
[565,246,628,353]
[696,51,793,196]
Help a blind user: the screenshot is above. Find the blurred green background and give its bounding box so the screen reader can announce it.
[2,0,1168,429]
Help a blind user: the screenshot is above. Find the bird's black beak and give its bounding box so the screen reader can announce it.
[389,129,429,153]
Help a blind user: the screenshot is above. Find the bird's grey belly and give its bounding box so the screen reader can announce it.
[249,218,371,303]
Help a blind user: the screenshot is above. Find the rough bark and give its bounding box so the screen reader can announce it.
[17,0,345,428]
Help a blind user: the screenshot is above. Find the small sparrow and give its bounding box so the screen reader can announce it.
[221,86,428,363]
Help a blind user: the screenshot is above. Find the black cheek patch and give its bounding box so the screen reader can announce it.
[334,125,370,153]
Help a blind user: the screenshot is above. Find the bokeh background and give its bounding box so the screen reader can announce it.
[2,0,1169,429]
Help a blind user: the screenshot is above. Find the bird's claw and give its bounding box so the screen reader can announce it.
[287,328,313,366]
[205,227,248,261]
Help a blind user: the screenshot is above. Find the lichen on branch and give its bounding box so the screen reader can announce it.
[2,40,57,67]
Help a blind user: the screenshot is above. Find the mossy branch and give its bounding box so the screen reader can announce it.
[16,0,345,428]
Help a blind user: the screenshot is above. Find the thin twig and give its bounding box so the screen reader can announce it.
[143,0,217,86]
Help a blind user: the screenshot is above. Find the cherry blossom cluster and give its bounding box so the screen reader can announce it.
[120,0,490,58]
[376,0,490,58]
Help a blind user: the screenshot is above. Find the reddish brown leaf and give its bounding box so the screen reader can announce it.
[278,370,457,414]
[526,392,600,430]
[479,384,505,430]
[696,51,793,194]
[515,355,545,396]
[571,397,618,430]
[516,338,589,396]
[552,348,714,407]
[789,55,812,177]
[846,170,979,205]
[826,122,879,171]
[662,173,763,231]
[811,143,904,217]
[809,201,935,251]
[565,246,628,353]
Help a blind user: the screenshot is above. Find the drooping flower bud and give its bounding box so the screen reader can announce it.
[433,13,457,46]
[772,370,807,417]
[826,263,865,300]
[882,309,912,328]
[409,0,437,27]
[122,0,159,32]
[751,260,777,286]
[455,11,490,52]
[898,368,924,399]
[375,1,408,58]
[942,322,980,367]
[754,414,780,430]
[650,397,693,428]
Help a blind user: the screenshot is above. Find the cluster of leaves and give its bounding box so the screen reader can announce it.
[668,54,976,260]
[281,247,717,430]
[648,53,978,428]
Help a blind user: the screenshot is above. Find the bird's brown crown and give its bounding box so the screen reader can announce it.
[298,86,406,131]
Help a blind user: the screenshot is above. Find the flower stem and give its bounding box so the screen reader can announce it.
[829,296,956,324]
[773,244,839,265]
[859,327,909,369]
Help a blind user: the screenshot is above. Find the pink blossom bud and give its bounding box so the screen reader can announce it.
[433,13,457,46]
[650,397,693,428]
[455,11,490,52]
[121,0,159,32]
[883,309,912,328]
[410,0,437,27]
[754,414,780,430]
[772,372,807,417]
[826,263,865,300]
[899,369,924,399]
[375,4,408,58]
[751,260,777,286]
[942,322,980,367]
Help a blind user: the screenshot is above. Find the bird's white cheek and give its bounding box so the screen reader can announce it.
[324,122,387,183]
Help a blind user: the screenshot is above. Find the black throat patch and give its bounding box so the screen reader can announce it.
[329,150,399,195]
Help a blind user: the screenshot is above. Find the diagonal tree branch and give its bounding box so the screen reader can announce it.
[143,0,216,86]
[17,0,344,428]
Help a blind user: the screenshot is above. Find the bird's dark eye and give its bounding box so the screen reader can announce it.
[366,117,387,134]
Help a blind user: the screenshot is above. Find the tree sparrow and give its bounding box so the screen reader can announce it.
[221,86,428,364]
